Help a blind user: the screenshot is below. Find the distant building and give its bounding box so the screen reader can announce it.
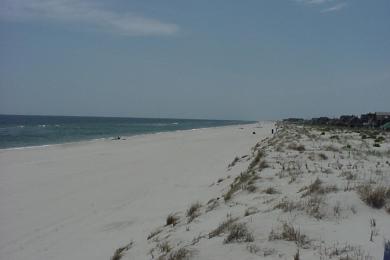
[311,117,330,125]
[338,115,360,127]
[361,113,376,127]
[349,117,362,127]
[284,111,390,129]
[381,122,390,131]
[375,112,390,126]
[283,118,305,123]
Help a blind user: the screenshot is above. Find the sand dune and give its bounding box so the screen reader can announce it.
[134,123,390,260]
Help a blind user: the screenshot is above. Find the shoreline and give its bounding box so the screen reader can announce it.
[0,122,262,152]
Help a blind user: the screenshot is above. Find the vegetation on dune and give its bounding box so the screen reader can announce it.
[112,123,390,259]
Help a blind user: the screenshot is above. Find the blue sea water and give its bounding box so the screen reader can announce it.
[0,115,252,149]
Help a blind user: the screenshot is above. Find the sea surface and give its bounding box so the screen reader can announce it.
[0,115,253,149]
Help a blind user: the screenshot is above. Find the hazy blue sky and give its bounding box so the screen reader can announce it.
[0,0,389,120]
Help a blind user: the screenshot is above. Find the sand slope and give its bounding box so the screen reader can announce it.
[136,123,390,260]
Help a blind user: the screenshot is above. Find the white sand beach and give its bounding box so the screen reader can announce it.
[2,0,389,259]
[0,123,273,260]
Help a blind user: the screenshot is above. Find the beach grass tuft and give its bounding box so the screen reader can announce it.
[209,216,238,238]
[224,223,254,243]
[269,223,308,246]
[111,242,134,260]
[358,184,389,209]
[166,214,179,227]
[186,202,202,223]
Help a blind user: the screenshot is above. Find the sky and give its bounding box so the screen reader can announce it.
[0,0,389,120]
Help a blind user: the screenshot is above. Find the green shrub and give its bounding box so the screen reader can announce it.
[375,136,385,143]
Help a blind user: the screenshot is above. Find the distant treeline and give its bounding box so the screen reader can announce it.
[283,112,390,130]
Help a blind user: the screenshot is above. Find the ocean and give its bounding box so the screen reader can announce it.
[0,115,253,149]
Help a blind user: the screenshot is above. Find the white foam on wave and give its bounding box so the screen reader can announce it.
[2,144,52,151]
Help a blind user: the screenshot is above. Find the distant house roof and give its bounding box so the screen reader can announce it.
[382,122,390,130]
[376,112,390,116]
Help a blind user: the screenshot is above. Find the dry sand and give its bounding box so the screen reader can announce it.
[0,123,273,260]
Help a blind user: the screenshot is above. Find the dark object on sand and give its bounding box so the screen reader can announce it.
[384,240,390,260]
[252,132,256,135]
[272,129,274,134]
[112,136,121,140]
